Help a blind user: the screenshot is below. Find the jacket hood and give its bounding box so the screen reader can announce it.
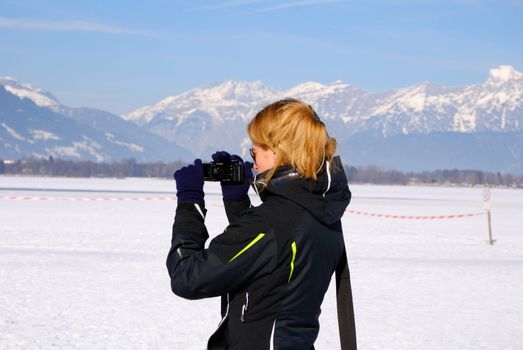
[253,156,351,225]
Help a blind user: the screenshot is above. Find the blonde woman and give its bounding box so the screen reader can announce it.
[167,99,356,350]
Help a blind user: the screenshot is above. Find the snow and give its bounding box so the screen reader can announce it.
[487,65,523,85]
[119,66,523,145]
[105,133,144,152]
[121,81,277,126]
[0,76,19,82]
[111,140,144,153]
[47,146,81,158]
[1,123,26,141]
[77,138,104,161]
[1,176,522,349]
[46,138,107,162]
[120,103,160,126]
[285,81,328,94]
[453,111,477,132]
[30,129,61,141]
[0,123,25,141]
[4,85,58,109]
[0,77,59,107]
[282,81,353,103]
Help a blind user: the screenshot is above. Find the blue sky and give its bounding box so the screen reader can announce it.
[1,0,522,115]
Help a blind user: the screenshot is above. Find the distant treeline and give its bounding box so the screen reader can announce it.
[1,157,522,188]
[0,157,185,179]
[345,165,523,187]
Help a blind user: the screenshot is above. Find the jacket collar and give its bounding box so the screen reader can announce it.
[251,156,351,225]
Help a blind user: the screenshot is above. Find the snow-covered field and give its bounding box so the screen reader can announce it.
[1,176,522,349]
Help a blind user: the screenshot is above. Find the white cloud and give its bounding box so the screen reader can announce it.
[192,0,274,10]
[191,0,344,13]
[0,17,156,36]
[251,0,345,13]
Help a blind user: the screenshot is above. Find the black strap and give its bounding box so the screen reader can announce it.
[336,244,357,350]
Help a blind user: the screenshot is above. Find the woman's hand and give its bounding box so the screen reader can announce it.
[212,151,253,202]
[173,159,204,205]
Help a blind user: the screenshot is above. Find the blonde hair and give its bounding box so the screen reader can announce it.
[247,98,337,182]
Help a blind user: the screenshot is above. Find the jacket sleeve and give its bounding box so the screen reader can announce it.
[166,202,277,300]
[224,196,251,224]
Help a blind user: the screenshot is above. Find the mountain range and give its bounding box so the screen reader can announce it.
[1,65,522,173]
[0,77,192,163]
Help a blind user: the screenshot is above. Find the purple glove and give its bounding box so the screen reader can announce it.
[212,151,253,202]
[173,159,204,205]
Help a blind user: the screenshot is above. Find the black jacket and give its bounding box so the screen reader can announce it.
[167,157,356,349]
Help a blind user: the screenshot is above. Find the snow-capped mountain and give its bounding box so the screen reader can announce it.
[121,79,373,156]
[2,66,522,172]
[124,66,523,147]
[0,77,61,109]
[123,80,278,156]
[365,66,523,136]
[304,65,523,138]
[0,78,193,162]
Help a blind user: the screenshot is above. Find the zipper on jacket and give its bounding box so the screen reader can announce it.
[207,293,230,350]
[240,291,249,323]
[217,293,230,328]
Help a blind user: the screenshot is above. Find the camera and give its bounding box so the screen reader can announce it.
[203,159,244,183]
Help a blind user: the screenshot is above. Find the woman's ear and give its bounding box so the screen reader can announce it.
[271,149,279,165]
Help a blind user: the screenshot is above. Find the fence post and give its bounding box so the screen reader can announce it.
[483,187,494,245]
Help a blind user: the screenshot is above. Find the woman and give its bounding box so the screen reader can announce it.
[167,98,356,349]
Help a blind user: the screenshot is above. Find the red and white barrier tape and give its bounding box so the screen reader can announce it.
[345,209,485,220]
[0,195,176,201]
[1,196,485,220]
